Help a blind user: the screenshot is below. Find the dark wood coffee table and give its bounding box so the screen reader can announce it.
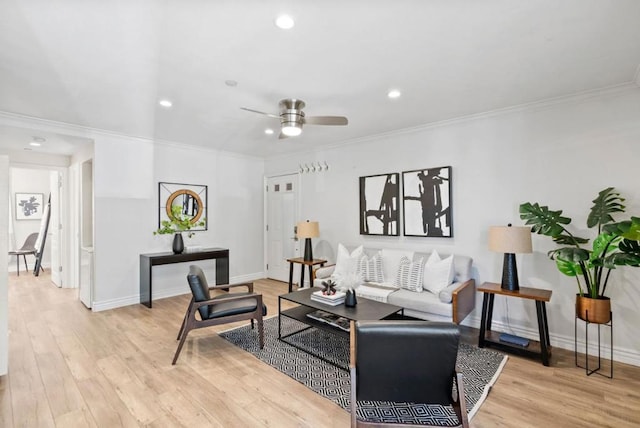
[278,287,403,366]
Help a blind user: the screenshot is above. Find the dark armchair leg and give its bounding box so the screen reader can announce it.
[176,298,194,340]
[453,372,469,428]
[257,317,264,349]
[173,304,197,365]
[172,329,190,365]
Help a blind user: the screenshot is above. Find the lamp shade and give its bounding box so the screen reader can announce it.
[488,226,532,254]
[297,221,319,238]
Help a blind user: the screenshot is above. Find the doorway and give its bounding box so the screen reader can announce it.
[265,174,299,282]
[8,166,67,286]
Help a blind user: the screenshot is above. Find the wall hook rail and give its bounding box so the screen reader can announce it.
[298,161,330,173]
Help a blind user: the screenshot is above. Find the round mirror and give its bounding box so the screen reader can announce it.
[166,189,204,224]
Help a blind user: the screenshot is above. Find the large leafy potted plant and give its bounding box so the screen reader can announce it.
[519,187,640,323]
[154,205,206,254]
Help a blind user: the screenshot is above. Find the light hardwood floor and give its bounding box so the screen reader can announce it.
[2,271,639,427]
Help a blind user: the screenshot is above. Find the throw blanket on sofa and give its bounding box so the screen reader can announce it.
[355,283,397,303]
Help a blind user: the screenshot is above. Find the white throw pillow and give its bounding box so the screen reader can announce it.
[380,249,415,287]
[358,252,385,283]
[394,256,425,292]
[423,250,455,294]
[334,244,364,278]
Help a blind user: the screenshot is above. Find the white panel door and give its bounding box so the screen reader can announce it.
[266,175,298,282]
[49,172,62,287]
[79,248,93,308]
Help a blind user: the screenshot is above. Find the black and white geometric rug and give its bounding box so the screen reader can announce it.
[220,317,507,426]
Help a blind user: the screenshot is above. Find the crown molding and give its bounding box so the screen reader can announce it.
[266,81,640,161]
[3,79,639,164]
[0,111,153,144]
[0,111,263,162]
[152,138,264,162]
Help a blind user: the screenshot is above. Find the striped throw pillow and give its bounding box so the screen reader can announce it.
[394,256,425,292]
[357,252,385,283]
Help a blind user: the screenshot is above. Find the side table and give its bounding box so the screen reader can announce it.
[478,282,552,366]
[286,257,327,292]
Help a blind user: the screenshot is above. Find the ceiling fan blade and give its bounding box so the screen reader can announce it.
[304,116,348,126]
[278,132,288,139]
[240,107,280,119]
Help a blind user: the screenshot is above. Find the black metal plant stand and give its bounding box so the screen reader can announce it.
[574,310,613,378]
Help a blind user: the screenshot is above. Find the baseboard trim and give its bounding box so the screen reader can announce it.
[91,295,140,312]
[91,272,266,312]
[464,314,639,367]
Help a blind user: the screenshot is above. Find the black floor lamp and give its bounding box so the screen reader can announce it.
[488,224,532,291]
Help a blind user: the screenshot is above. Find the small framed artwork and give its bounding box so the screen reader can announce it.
[15,193,44,220]
[402,166,452,237]
[359,173,400,236]
[158,182,208,231]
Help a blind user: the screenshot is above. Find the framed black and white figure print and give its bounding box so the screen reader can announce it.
[158,182,208,231]
[15,193,44,220]
[402,166,452,237]
[359,173,400,236]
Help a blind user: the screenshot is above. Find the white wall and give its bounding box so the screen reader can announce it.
[91,137,265,310]
[265,87,640,365]
[8,167,51,270]
[0,155,9,375]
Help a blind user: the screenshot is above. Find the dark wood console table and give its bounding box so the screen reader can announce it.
[140,248,229,308]
[478,282,552,366]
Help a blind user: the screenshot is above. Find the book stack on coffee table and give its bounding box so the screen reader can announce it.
[310,290,346,306]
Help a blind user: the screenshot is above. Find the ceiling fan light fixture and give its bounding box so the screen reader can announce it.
[281,124,302,137]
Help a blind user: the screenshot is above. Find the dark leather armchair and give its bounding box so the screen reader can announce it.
[172,265,267,365]
[350,320,469,428]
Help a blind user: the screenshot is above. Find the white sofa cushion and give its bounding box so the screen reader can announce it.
[314,265,335,280]
[423,250,455,294]
[387,288,452,319]
[355,284,396,303]
[357,252,384,283]
[334,244,363,278]
[438,281,463,303]
[394,256,425,292]
[380,249,414,288]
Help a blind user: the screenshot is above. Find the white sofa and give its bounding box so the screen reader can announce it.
[313,246,475,324]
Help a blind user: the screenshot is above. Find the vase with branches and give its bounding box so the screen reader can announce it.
[154,205,206,253]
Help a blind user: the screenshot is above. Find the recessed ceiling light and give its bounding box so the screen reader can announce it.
[275,14,295,30]
[29,142,41,147]
[225,80,238,87]
[387,89,401,99]
[159,99,173,108]
[264,128,274,135]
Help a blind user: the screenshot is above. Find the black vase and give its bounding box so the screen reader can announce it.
[345,289,357,307]
[172,233,184,254]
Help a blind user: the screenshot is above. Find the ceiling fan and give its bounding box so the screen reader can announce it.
[241,99,348,139]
